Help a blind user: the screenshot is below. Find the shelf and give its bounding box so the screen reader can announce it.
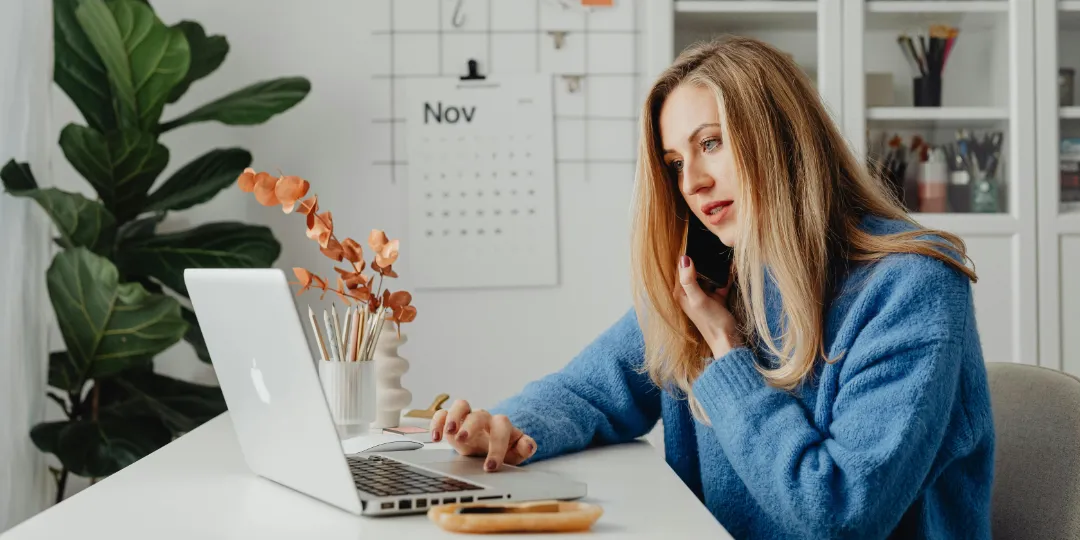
[865,1,1006,31]
[675,1,817,13]
[867,107,1008,128]
[1061,6,1080,30]
[1063,107,1080,119]
[674,1,818,32]
[867,1,1008,14]
[910,213,1018,235]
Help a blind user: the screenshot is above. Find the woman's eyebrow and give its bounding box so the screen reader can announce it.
[663,122,721,154]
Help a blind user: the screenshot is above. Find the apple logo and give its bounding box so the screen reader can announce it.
[250,358,271,404]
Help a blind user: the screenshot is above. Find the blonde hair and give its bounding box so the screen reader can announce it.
[630,36,976,419]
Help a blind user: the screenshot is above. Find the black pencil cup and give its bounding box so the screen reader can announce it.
[914,74,942,107]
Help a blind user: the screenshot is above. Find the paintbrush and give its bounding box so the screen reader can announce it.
[308,305,329,361]
[331,303,344,354]
[349,306,362,361]
[323,309,339,361]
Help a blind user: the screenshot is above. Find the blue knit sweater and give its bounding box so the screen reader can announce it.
[490,216,995,539]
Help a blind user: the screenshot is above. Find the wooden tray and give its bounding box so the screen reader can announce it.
[427,500,603,534]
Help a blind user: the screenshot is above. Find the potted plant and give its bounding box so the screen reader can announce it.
[0,0,311,501]
[239,169,417,428]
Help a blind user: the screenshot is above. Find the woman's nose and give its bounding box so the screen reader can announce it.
[681,160,713,196]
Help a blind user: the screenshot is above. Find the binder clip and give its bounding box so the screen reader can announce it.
[562,75,584,93]
[548,31,568,50]
[460,59,485,81]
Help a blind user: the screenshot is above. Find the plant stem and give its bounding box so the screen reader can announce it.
[91,384,100,422]
[55,468,68,504]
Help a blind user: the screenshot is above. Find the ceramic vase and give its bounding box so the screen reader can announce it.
[371,324,412,429]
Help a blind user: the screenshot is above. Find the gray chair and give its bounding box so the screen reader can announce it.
[988,362,1080,539]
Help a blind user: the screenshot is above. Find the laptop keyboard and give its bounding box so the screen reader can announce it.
[347,455,484,497]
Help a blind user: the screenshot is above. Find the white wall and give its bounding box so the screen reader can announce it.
[47,0,647,439]
[0,0,52,530]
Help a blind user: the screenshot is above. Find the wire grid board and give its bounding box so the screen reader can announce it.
[368,0,641,289]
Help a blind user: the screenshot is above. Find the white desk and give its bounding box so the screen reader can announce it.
[3,413,730,539]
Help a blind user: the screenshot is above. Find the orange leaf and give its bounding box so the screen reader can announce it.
[351,284,373,302]
[397,305,417,323]
[321,237,344,261]
[368,229,388,253]
[334,266,370,289]
[306,211,333,248]
[371,260,398,278]
[335,277,352,304]
[299,196,319,223]
[376,238,399,267]
[341,238,363,264]
[387,290,412,309]
[237,168,256,192]
[276,175,310,214]
[293,267,314,293]
[254,172,280,206]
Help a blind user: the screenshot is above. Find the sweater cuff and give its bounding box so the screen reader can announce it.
[692,347,769,414]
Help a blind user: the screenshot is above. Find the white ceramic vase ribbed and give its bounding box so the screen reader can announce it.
[318,360,376,432]
[371,325,412,429]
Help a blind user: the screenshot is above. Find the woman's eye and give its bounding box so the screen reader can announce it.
[669,160,684,172]
[702,138,720,152]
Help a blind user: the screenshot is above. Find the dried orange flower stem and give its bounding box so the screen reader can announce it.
[237,168,418,331]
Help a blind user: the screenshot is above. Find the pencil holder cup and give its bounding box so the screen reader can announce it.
[913,74,942,107]
[318,360,376,431]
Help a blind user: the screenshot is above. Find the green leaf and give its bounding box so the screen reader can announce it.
[1,159,38,191]
[117,222,281,296]
[145,148,251,212]
[30,421,69,455]
[46,247,188,386]
[158,77,310,133]
[59,124,168,222]
[3,187,116,255]
[48,351,81,395]
[53,0,115,133]
[114,371,225,433]
[167,21,228,104]
[31,415,172,478]
[116,212,164,245]
[181,307,211,363]
[75,0,190,131]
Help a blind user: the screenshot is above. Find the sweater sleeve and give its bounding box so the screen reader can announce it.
[488,308,662,463]
[692,257,974,539]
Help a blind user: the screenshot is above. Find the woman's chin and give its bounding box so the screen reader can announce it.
[710,224,736,247]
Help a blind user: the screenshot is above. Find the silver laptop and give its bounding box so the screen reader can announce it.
[184,268,586,516]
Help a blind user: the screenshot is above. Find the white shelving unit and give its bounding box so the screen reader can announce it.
[647,0,843,124]
[850,1,1036,370]
[1035,1,1080,376]
[646,0,1046,368]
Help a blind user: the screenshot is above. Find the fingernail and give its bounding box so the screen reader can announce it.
[447,421,457,434]
[527,441,534,452]
[457,430,469,441]
[680,256,690,268]
[432,429,440,442]
[485,460,496,471]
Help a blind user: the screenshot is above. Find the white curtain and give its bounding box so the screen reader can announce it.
[0,0,53,532]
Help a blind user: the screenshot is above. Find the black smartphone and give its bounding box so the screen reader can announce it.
[684,214,733,291]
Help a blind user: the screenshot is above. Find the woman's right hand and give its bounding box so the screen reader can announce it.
[429,400,537,471]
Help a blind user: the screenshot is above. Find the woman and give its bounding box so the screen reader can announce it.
[429,36,994,539]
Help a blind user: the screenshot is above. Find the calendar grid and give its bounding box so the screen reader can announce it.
[371,0,642,183]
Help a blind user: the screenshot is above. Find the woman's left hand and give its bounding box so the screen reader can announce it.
[675,255,742,359]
